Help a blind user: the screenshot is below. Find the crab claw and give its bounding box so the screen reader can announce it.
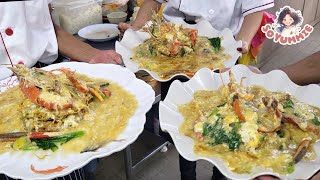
[258,97,282,133]
[262,96,282,118]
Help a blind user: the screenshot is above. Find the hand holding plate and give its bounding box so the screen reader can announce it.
[89,50,123,65]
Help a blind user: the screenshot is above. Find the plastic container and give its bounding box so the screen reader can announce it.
[130,6,140,22]
[52,0,103,34]
[102,0,129,21]
[107,12,127,24]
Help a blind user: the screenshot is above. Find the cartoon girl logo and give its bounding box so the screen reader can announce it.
[274,6,303,37]
[262,6,314,45]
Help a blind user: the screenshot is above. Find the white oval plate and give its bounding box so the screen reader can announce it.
[115,19,242,82]
[159,64,320,180]
[78,24,120,42]
[0,62,155,180]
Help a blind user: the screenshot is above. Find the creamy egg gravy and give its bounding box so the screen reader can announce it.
[0,75,137,154]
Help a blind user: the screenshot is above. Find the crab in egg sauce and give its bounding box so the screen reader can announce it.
[179,72,320,174]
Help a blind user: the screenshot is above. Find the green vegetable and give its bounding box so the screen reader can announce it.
[149,45,155,55]
[217,103,226,107]
[233,94,239,102]
[208,37,221,52]
[12,137,37,151]
[208,120,228,145]
[32,131,85,152]
[230,122,241,130]
[287,162,295,173]
[278,144,284,151]
[202,122,214,137]
[203,120,242,151]
[33,71,44,75]
[181,47,187,56]
[283,99,294,109]
[93,86,106,99]
[100,83,110,88]
[22,145,39,151]
[293,112,301,117]
[208,107,221,118]
[151,25,156,35]
[190,44,194,50]
[137,49,145,57]
[276,130,285,138]
[33,140,59,151]
[228,122,242,150]
[311,116,320,126]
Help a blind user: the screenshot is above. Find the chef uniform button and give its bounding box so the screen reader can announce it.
[5,28,13,36]
[208,9,215,15]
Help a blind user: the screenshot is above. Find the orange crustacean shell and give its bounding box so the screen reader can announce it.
[19,81,40,104]
[10,65,75,111]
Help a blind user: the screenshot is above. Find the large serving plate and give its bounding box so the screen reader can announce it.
[115,19,242,82]
[0,62,155,180]
[159,64,320,179]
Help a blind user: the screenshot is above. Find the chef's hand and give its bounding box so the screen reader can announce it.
[237,41,249,54]
[254,176,279,180]
[218,65,262,74]
[118,22,138,33]
[89,50,122,65]
[310,171,320,180]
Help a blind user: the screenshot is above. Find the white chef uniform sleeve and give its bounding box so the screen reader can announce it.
[161,0,185,22]
[242,0,274,17]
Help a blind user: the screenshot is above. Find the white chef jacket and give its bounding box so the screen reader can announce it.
[0,0,58,80]
[157,0,274,35]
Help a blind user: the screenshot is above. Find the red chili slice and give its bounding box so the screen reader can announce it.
[30,165,67,175]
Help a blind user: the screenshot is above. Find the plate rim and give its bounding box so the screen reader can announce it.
[78,23,120,41]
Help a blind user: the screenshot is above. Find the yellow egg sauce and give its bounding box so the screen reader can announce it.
[179,85,319,175]
[132,37,230,79]
[0,74,137,154]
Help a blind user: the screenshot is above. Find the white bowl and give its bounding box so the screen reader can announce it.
[107,12,127,24]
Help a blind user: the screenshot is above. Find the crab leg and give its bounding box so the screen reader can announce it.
[283,113,320,137]
[232,95,246,122]
[293,139,311,163]
[51,68,89,94]
[188,29,198,46]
